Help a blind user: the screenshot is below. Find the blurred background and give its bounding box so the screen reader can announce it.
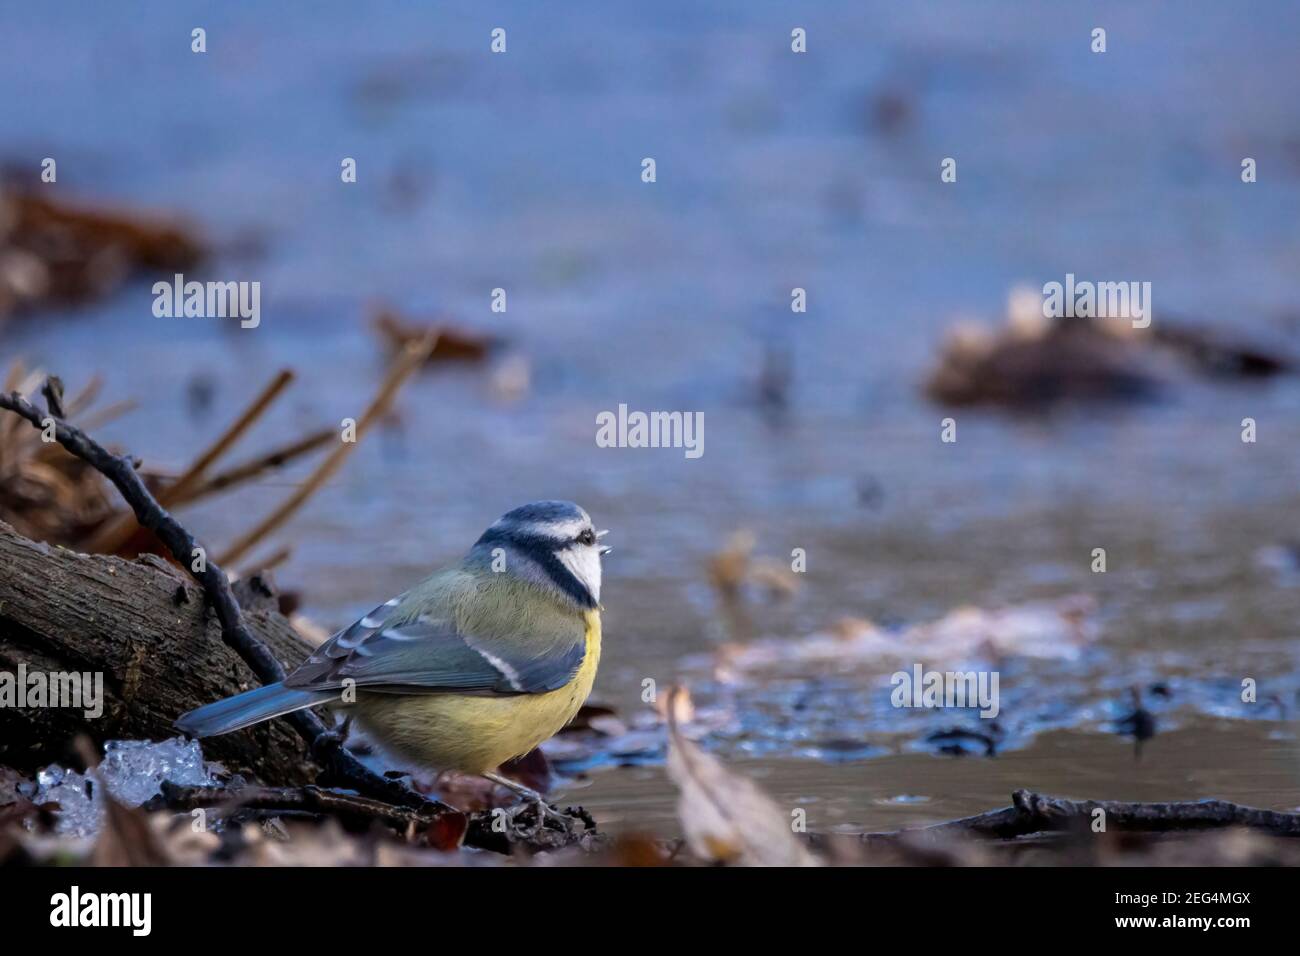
[3,1,1300,836]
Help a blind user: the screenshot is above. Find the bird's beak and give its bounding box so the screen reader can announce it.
[598,529,611,556]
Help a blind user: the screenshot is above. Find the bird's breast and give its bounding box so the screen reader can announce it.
[575,609,602,694]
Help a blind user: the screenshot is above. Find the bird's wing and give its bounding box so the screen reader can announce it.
[282,592,587,695]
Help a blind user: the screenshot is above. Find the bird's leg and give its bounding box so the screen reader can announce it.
[482,770,545,803]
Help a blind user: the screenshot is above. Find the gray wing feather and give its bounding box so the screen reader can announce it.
[283,593,586,696]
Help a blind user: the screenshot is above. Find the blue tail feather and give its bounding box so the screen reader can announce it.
[175,682,333,738]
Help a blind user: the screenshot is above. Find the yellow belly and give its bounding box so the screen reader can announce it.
[351,611,602,774]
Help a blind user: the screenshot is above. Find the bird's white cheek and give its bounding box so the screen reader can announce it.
[558,547,601,603]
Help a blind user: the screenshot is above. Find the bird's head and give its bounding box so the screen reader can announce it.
[469,500,609,609]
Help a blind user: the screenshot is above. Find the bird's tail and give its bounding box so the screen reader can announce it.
[175,682,335,738]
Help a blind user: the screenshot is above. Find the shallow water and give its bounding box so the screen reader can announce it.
[3,2,1299,834]
[566,720,1300,837]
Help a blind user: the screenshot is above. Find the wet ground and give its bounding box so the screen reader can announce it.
[3,2,1300,835]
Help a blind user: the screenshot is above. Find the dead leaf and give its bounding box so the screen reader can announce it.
[664,686,819,867]
[77,746,171,866]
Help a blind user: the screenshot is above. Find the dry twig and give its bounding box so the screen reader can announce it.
[84,369,296,554]
[216,332,437,566]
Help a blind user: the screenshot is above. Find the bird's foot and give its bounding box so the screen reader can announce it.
[497,798,595,844]
[480,771,596,845]
[309,715,354,761]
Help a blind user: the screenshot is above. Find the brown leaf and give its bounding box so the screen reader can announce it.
[664,686,818,867]
[423,810,469,852]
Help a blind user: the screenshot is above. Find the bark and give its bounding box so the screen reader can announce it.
[0,520,315,781]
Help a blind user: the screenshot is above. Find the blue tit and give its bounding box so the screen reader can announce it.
[176,500,609,799]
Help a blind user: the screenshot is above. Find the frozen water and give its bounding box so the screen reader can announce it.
[97,736,215,805]
[30,737,217,837]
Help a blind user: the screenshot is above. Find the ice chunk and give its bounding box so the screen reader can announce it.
[30,737,217,837]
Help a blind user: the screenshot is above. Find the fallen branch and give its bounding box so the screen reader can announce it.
[865,789,1300,846]
[0,521,313,779]
[151,782,459,835]
[0,384,448,817]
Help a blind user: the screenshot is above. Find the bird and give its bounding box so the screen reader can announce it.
[175,500,609,808]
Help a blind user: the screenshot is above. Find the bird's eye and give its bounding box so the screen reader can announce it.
[577,529,596,546]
